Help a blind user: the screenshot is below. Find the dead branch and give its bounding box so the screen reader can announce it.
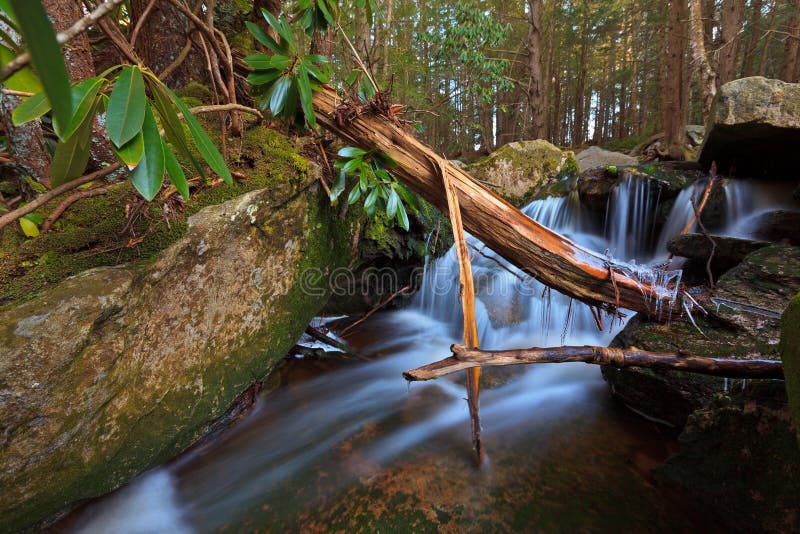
[1,0,128,82]
[403,344,784,382]
[340,284,411,336]
[304,325,369,361]
[189,104,263,121]
[0,162,122,232]
[41,186,108,233]
[312,85,683,319]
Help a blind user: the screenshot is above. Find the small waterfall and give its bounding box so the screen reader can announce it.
[654,185,698,255]
[414,174,675,349]
[605,173,661,261]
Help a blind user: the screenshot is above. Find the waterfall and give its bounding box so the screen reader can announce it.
[413,174,675,350]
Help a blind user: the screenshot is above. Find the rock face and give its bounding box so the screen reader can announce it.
[575,146,638,173]
[750,209,800,245]
[699,77,800,177]
[465,140,578,206]
[603,245,800,531]
[0,183,356,531]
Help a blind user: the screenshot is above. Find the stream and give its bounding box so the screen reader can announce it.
[58,175,796,533]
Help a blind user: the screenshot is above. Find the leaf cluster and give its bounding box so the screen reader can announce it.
[245,9,330,128]
[331,147,419,231]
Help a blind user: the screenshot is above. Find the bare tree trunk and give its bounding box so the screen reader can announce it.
[573,26,589,145]
[717,0,746,86]
[663,0,689,160]
[526,0,547,140]
[782,0,800,82]
[690,0,717,121]
[0,96,51,188]
[741,0,763,76]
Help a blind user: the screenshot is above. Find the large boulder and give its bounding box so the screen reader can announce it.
[699,77,800,177]
[465,140,578,206]
[575,146,637,172]
[750,209,800,245]
[0,142,357,530]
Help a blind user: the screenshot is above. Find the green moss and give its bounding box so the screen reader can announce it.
[0,126,309,306]
[781,291,800,444]
[175,82,213,104]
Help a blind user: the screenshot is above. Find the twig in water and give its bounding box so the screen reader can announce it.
[340,284,412,335]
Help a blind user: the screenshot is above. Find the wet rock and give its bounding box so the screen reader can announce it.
[575,146,638,173]
[781,292,800,444]
[631,125,705,161]
[0,184,357,530]
[699,77,800,177]
[465,140,578,206]
[667,233,771,278]
[750,209,800,245]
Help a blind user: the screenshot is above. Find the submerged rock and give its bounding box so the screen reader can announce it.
[699,77,800,177]
[465,140,578,206]
[575,146,638,173]
[0,165,357,530]
[667,233,771,278]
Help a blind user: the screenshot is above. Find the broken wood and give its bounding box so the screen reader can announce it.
[312,86,682,319]
[435,155,484,464]
[403,344,784,381]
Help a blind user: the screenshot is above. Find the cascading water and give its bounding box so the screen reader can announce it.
[60,176,710,533]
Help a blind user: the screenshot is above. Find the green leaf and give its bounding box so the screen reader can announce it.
[296,64,315,127]
[163,142,189,201]
[317,0,336,29]
[261,10,295,51]
[347,184,362,205]
[247,70,282,87]
[23,212,42,224]
[341,157,362,174]
[19,216,38,237]
[359,166,368,191]
[245,21,284,55]
[163,86,232,185]
[50,102,96,187]
[106,66,146,147]
[112,131,144,167]
[129,106,165,201]
[11,91,49,125]
[395,198,409,230]
[9,0,71,128]
[269,75,291,116]
[243,53,274,70]
[55,77,104,140]
[395,183,420,213]
[364,186,379,211]
[386,187,400,218]
[374,167,392,182]
[0,44,41,93]
[271,55,293,71]
[337,146,367,158]
[330,170,346,202]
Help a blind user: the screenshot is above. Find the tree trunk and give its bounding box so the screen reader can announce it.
[526,0,547,140]
[717,0,746,86]
[663,0,689,160]
[782,0,800,82]
[689,0,717,121]
[251,0,281,40]
[573,28,589,145]
[312,86,684,318]
[741,0,763,76]
[0,96,51,188]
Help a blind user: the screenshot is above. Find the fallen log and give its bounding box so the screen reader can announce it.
[312,86,682,319]
[403,344,784,381]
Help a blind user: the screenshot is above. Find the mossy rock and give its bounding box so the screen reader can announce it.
[465,140,578,206]
[781,291,800,444]
[0,129,361,532]
[0,125,306,306]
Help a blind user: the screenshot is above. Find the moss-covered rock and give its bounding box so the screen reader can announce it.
[0,131,359,532]
[465,140,577,206]
[781,292,800,444]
